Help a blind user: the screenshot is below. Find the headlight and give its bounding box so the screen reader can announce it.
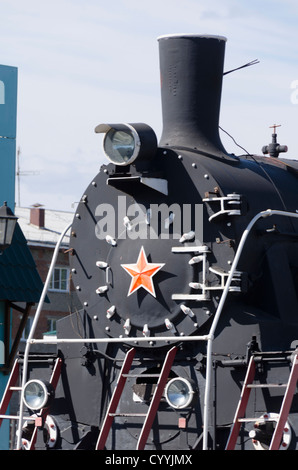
[95,123,157,166]
[104,126,138,165]
[165,377,197,409]
[23,380,54,410]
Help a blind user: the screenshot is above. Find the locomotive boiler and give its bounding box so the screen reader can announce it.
[6,34,298,451]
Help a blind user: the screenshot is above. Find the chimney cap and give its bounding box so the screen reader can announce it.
[157,33,227,42]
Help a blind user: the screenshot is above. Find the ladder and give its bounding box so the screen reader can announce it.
[225,353,298,450]
[0,356,62,450]
[96,345,177,450]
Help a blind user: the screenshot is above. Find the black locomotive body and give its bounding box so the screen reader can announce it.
[14,34,298,450]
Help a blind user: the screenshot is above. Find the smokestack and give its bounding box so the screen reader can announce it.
[158,34,227,156]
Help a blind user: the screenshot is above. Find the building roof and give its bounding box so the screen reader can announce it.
[15,206,74,248]
[0,223,45,303]
[0,206,75,303]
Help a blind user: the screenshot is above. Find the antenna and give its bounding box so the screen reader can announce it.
[16,147,40,206]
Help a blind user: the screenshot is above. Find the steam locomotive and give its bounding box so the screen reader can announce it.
[10,34,298,451]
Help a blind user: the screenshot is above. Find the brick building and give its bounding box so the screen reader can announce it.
[12,204,81,343]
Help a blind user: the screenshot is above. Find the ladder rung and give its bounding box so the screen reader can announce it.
[247,384,287,388]
[238,417,278,423]
[109,413,147,417]
[122,374,160,378]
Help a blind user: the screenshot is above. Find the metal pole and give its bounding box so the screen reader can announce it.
[29,335,210,345]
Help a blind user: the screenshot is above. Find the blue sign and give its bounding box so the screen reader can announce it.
[0,65,18,448]
[0,64,17,138]
[0,65,18,210]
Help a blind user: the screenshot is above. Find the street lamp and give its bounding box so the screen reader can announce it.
[0,202,18,252]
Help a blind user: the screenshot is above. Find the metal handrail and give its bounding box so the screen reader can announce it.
[16,222,72,450]
[15,209,298,450]
[203,209,298,449]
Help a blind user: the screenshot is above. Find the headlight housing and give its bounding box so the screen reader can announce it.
[23,380,54,411]
[95,122,157,166]
[165,377,197,409]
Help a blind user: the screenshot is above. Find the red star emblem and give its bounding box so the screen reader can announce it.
[121,246,164,298]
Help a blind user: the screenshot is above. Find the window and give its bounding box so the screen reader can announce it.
[49,267,70,292]
[47,317,57,333]
[21,317,33,341]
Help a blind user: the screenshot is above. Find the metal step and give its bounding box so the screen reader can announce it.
[122,374,160,378]
[247,383,287,388]
[238,417,278,423]
[109,413,147,417]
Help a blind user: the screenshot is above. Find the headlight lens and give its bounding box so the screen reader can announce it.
[104,128,137,165]
[95,122,157,167]
[165,377,196,409]
[23,380,54,410]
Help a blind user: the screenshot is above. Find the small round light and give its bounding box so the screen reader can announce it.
[165,377,196,409]
[23,380,54,411]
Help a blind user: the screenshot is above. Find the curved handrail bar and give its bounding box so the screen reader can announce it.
[16,223,72,449]
[202,209,298,450]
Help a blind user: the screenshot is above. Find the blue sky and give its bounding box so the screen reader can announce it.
[1,0,298,210]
